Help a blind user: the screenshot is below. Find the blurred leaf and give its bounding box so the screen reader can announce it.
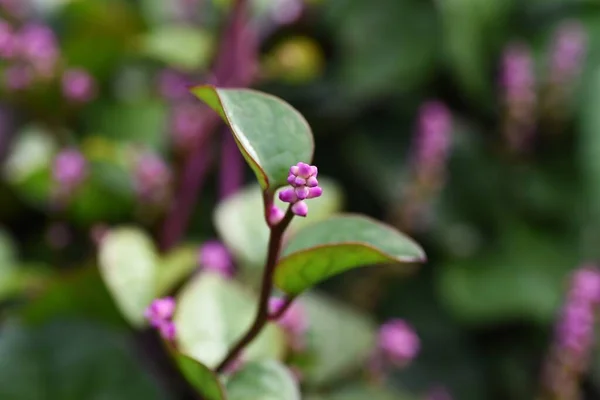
[19,267,125,327]
[274,215,425,295]
[99,227,158,327]
[322,0,438,99]
[300,292,376,387]
[174,354,226,400]
[61,0,143,78]
[3,126,56,207]
[214,178,344,268]
[226,360,300,400]
[140,26,214,71]
[437,222,575,325]
[156,244,199,296]
[263,37,326,85]
[0,264,53,303]
[174,273,285,368]
[0,321,166,400]
[68,160,135,225]
[192,86,314,191]
[88,100,168,151]
[438,0,512,104]
[306,384,416,400]
[0,228,16,279]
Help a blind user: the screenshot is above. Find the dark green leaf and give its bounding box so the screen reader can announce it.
[274,215,425,295]
[0,321,166,400]
[174,354,226,400]
[191,86,314,192]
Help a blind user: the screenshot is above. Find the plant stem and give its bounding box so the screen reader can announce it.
[216,205,294,373]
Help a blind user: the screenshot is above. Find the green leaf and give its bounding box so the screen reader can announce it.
[322,0,437,100]
[437,222,573,325]
[274,215,425,295]
[174,273,285,368]
[156,244,199,296]
[306,384,416,400]
[3,126,56,207]
[0,228,17,280]
[19,267,126,328]
[226,360,300,400]
[174,354,226,400]
[299,293,375,386]
[214,178,344,269]
[191,86,314,191]
[98,227,158,327]
[88,100,169,151]
[140,25,214,71]
[0,321,166,400]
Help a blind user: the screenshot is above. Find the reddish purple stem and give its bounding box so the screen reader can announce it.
[219,128,245,199]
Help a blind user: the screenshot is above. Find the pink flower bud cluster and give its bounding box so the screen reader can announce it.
[413,101,452,183]
[543,265,600,398]
[278,162,322,217]
[500,43,536,150]
[52,148,87,191]
[269,297,309,351]
[0,18,96,101]
[550,21,587,86]
[502,43,536,110]
[134,152,171,204]
[145,297,177,341]
[198,240,235,278]
[0,22,59,89]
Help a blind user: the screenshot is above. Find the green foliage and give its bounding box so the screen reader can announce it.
[139,26,215,71]
[275,215,425,295]
[175,354,226,400]
[226,361,301,400]
[299,293,376,386]
[173,273,285,368]
[0,321,166,400]
[192,87,314,192]
[98,227,158,327]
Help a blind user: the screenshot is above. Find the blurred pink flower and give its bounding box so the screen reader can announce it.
[198,240,234,278]
[378,319,420,366]
[62,68,96,103]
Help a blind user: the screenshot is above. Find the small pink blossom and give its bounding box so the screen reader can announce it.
[199,240,234,278]
[144,297,177,341]
[269,297,309,351]
[52,148,87,190]
[62,68,96,103]
[378,319,420,366]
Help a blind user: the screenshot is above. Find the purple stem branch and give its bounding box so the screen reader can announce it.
[159,0,251,251]
[218,127,245,199]
[216,204,295,373]
[160,132,216,250]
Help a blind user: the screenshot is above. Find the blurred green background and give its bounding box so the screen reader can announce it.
[1,0,600,399]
